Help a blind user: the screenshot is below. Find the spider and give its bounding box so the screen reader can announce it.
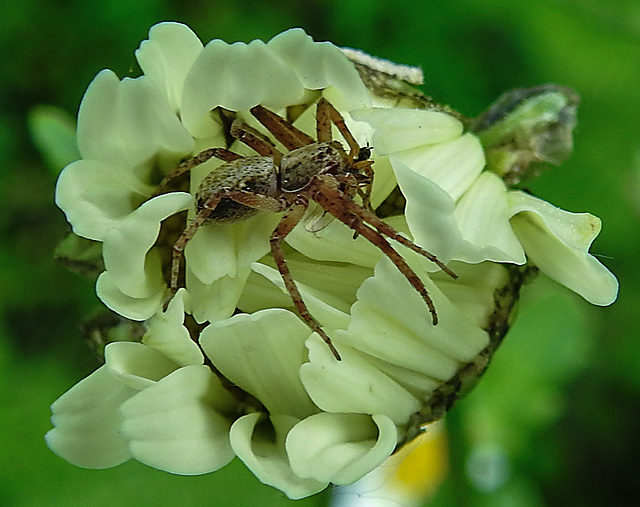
[156,98,456,360]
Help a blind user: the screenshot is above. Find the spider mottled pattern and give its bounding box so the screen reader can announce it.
[156,98,456,360]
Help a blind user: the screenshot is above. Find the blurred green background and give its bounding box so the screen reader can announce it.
[1,0,638,505]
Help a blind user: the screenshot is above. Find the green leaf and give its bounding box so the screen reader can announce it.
[28,105,79,176]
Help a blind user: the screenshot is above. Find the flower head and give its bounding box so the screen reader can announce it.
[48,22,617,499]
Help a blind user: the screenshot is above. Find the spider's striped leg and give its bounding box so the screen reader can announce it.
[249,105,314,150]
[269,195,342,360]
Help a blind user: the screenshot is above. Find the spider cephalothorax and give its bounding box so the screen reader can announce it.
[156,98,455,360]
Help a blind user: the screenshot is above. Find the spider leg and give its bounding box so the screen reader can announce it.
[310,176,445,325]
[153,148,243,197]
[170,195,220,299]
[270,195,342,360]
[316,98,360,161]
[250,105,315,150]
[318,174,456,278]
[230,119,284,165]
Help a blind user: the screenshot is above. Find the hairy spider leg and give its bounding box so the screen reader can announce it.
[250,105,315,150]
[315,98,360,162]
[230,120,284,164]
[153,148,243,197]
[268,195,342,361]
[169,188,286,301]
[310,174,444,325]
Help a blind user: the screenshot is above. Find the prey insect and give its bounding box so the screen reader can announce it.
[156,98,456,360]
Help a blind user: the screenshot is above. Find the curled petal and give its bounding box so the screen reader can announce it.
[230,414,328,499]
[391,133,485,201]
[187,268,250,324]
[286,412,398,485]
[199,309,318,419]
[267,28,370,110]
[102,192,192,298]
[453,172,526,264]
[77,70,194,167]
[135,22,204,113]
[55,159,151,241]
[508,191,619,305]
[96,271,164,321]
[390,159,460,264]
[143,288,204,366]
[301,339,421,425]
[45,366,134,469]
[120,365,236,475]
[350,107,463,155]
[104,342,180,390]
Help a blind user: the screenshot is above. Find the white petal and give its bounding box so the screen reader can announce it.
[185,212,280,284]
[55,159,151,241]
[453,172,526,264]
[77,70,194,167]
[181,39,305,138]
[390,159,461,263]
[104,341,179,390]
[187,268,250,324]
[45,366,134,469]
[344,256,490,382]
[135,22,203,113]
[249,262,351,332]
[350,107,463,155]
[267,28,370,110]
[143,288,204,366]
[102,192,192,298]
[508,191,619,305]
[431,261,510,328]
[96,271,164,321]
[286,412,398,485]
[230,413,328,499]
[199,309,318,419]
[120,365,236,475]
[285,217,382,268]
[301,339,421,425]
[391,133,485,201]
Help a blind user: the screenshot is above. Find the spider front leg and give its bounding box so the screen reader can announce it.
[269,196,342,361]
[316,98,360,161]
[310,175,444,325]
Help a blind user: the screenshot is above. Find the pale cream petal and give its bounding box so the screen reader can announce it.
[77,70,194,167]
[344,256,490,381]
[508,190,619,305]
[453,172,526,264]
[120,365,236,475]
[199,309,318,419]
[45,366,134,469]
[135,22,204,113]
[391,133,485,201]
[96,271,164,321]
[230,414,328,499]
[301,339,421,425]
[143,288,204,366]
[286,412,398,485]
[350,107,463,155]
[104,342,179,390]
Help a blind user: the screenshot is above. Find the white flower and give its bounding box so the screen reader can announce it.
[49,21,618,500]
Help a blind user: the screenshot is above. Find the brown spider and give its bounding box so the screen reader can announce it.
[157,98,456,360]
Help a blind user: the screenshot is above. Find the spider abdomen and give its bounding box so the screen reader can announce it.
[195,155,278,223]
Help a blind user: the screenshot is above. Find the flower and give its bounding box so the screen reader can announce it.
[48,22,618,499]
